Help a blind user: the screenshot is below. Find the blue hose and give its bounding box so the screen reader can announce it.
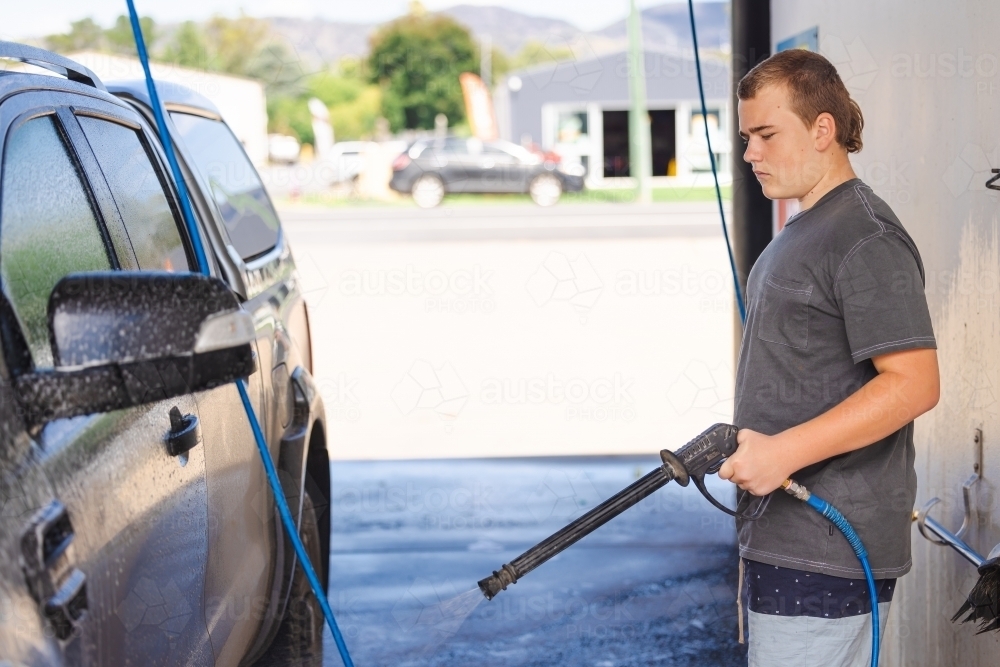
[686,0,746,322]
[124,4,355,665]
[784,481,880,667]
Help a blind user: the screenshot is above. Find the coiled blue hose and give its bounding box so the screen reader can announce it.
[785,480,880,667]
[125,3,355,665]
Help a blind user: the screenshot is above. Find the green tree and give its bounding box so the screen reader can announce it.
[367,13,478,131]
[267,96,313,145]
[45,18,104,53]
[202,14,268,77]
[105,15,156,55]
[160,21,209,69]
[509,40,575,71]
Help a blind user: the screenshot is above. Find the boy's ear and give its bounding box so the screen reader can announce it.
[813,112,838,152]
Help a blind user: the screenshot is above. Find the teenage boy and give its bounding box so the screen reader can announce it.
[717,49,939,665]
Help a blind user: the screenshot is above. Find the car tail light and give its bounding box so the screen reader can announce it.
[392,153,411,171]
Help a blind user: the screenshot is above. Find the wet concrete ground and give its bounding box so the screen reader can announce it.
[321,456,748,666]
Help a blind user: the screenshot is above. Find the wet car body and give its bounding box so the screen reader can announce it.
[389,136,585,202]
[0,44,328,666]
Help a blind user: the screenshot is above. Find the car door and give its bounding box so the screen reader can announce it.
[479,144,526,193]
[0,91,214,666]
[438,137,484,192]
[166,109,287,665]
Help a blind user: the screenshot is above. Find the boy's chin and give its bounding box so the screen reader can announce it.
[761,183,800,201]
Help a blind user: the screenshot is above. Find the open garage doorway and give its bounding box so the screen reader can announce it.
[603,109,676,178]
[649,109,676,176]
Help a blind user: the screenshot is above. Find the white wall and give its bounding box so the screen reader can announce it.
[68,52,269,167]
[769,3,1000,664]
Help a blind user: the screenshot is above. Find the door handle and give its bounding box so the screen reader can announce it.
[167,407,201,456]
[21,500,88,639]
[45,568,87,640]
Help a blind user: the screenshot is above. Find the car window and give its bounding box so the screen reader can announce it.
[169,112,280,261]
[77,115,189,272]
[0,115,112,369]
[441,137,469,155]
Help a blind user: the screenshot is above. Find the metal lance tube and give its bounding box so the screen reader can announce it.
[478,423,741,600]
[478,466,675,599]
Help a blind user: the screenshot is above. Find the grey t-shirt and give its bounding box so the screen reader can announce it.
[734,179,936,579]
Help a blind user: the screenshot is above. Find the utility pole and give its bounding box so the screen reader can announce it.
[627,0,651,203]
[480,34,492,90]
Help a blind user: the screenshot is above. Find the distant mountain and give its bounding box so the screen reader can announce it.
[261,2,730,71]
[265,17,377,71]
[594,1,730,53]
[439,5,585,55]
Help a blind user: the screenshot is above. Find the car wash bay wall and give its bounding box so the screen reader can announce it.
[767,1,1000,664]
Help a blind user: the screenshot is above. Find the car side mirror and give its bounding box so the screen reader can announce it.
[14,272,256,425]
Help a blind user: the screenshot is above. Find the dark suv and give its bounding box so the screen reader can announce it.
[389,136,586,207]
[0,43,329,665]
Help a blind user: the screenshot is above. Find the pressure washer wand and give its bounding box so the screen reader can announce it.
[478,423,760,600]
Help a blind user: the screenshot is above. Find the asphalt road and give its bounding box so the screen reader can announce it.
[279,201,738,460]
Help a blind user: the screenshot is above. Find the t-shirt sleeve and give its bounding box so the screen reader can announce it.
[835,232,936,363]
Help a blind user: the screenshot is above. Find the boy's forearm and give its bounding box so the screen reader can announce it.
[775,350,940,475]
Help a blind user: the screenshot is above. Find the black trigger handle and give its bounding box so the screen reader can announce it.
[691,473,740,517]
[691,473,772,521]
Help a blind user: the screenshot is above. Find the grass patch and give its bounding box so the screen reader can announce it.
[275,185,732,210]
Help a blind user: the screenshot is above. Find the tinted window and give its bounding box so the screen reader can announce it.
[441,137,469,155]
[170,113,280,261]
[77,115,189,272]
[0,115,112,368]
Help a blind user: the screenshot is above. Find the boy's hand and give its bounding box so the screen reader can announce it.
[717,429,790,496]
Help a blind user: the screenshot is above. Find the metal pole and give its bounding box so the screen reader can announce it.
[627,0,651,203]
[481,34,492,90]
[730,0,772,300]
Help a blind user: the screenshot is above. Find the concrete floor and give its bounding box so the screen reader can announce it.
[279,202,737,460]
[323,456,747,666]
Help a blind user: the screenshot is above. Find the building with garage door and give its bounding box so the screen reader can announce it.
[493,49,731,188]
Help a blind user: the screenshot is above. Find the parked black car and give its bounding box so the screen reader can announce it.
[0,43,329,666]
[389,136,586,207]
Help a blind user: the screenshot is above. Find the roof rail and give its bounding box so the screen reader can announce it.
[0,41,106,92]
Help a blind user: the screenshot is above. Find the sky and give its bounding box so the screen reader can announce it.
[3,0,705,41]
